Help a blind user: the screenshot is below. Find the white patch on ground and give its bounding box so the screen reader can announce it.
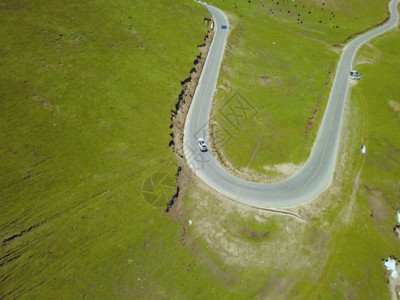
[385,258,399,279]
[212,145,303,183]
[361,145,366,154]
[383,256,400,300]
[397,212,400,223]
[389,99,400,113]
[348,79,359,88]
[254,214,266,223]
[264,162,303,177]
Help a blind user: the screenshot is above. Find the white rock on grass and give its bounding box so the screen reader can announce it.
[361,144,366,154]
[384,257,399,279]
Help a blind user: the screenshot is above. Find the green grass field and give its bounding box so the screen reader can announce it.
[353,30,400,212]
[182,23,400,298]
[183,1,399,298]
[209,0,388,178]
[0,0,232,298]
[1,0,399,298]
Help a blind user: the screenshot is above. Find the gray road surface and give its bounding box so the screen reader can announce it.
[184,0,400,208]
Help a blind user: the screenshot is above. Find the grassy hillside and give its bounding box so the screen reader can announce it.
[180,1,400,299]
[353,29,400,212]
[0,0,231,298]
[1,0,398,298]
[208,0,388,179]
[295,24,400,298]
[181,7,400,298]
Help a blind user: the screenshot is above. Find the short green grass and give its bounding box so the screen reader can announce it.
[183,177,394,298]
[352,30,400,212]
[293,27,400,295]
[0,0,240,298]
[1,0,399,298]
[209,0,387,175]
[182,1,400,298]
[183,48,400,295]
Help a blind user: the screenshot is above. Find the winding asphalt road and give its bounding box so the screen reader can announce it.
[184,0,400,208]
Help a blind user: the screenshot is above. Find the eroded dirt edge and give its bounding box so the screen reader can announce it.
[166,18,214,223]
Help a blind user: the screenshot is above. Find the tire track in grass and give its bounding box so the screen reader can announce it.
[344,81,369,223]
[245,130,263,170]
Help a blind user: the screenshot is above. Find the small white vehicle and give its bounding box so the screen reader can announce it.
[350,70,363,80]
[198,138,207,152]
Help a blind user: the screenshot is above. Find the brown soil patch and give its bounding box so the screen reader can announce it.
[241,227,269,240]
[366,195,389,221]
[394,225,400,239]
[365,187,390,222]
[258,75,272,86]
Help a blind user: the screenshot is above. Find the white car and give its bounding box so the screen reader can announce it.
[350,70,363,80]
[198,138,207,152]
